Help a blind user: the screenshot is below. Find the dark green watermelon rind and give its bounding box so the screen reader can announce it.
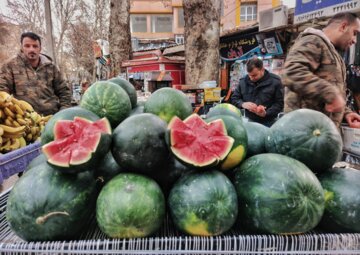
[41,106,100,146]
[206,104,242,120]
[233,153,325,234]
[206,115,248,170]
[80,81,131,128]
[319,167,360,233]
[168,170,238,236]
[112,113,169,175]
[94,152,123,183]
[243,121,269,157]
[6,163,99,241]
[265,109,342,173]
[96,173,165,238]
[108,77,137,109]
[144,87,193,123]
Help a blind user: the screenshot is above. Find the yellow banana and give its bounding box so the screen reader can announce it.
[19,137,27,147]
[12,120,21,127]
[26,133,33,142]
[0,139,11,151]
[2,132,24,139]
[18,100,34,112]
[0,126,3,136]
[0,91,11,101]
[0,109,5,119]
[4,106,16,119]
[0,124,26,134]
[30,126,37,136]
[14,104,25,116]
[17,118,27,125]
[9,138,20,150]
[41,115,53,122]
[4,118,13,127]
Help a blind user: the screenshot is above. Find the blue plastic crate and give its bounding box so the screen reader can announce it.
[0,142,41,184]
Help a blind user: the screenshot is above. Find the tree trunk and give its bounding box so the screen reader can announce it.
[183,0,221,87]
[109,0,132,77]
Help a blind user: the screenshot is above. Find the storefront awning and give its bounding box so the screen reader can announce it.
[149,71,173,81]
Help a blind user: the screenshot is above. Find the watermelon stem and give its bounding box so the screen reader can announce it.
[313,129,321,137]
[35,211,70,225]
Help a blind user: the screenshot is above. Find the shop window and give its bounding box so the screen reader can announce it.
[130,15,147,33]
[175,34,184,44]
[240,4,257,22]
[178,8,185,28]
[151,15,173,33]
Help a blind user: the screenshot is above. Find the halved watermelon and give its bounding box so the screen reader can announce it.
[42,117,112,173]
[167,114,234,168]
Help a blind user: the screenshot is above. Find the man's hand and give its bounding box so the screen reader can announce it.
[325,94,345,113]
[255,105,266,117]
[346,112,360,128]
[242,102,258,112]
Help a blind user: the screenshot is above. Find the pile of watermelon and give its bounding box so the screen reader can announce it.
[5,81,360,242]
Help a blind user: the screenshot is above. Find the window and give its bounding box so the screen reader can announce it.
[151,15,173,33]
[130,15,147,33]
[175,34,184,44]
[240,4,257,22]
[178,8,185,28]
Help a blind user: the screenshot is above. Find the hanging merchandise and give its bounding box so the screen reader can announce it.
[92,39,111,80]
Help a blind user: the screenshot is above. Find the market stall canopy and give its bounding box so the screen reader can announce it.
[149,71,173,82]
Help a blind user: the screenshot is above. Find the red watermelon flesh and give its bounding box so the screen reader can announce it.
[168,114,234,168]
[42,117,111,167]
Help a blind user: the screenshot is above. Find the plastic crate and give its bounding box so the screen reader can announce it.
[0,142,41,184]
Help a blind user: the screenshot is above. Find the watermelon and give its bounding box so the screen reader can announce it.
[26,153,47,170]
[42,117,112,173]
[80,81,131,128]
[40,106,99,145]
[108,77,137,108]
[233,153,325,234]
[6,163,98,241]
[265,109,342,173]
[319,167,360,233]
[206,103,242,120]
[129,104,144,116]
[144,87,193,123]
[94,152,123,183]
[96,173,165,238]
[112,113,169,175]
[243,121,269,157]
[168,170,238,236]
[206,115,247,170]
[167,114,234,168]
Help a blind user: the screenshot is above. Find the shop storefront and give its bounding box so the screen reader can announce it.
[122,49,185,92]
[220,26,289,95]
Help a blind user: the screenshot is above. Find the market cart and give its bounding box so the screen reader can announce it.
[0,144,360,254]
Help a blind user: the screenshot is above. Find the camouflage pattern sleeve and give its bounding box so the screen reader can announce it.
[53,66,72,110]
[0,63,13,93]
[281,35,339,104]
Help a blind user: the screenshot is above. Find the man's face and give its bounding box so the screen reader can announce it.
[248,67,265,82]
[339,18,360,51]
[21,37,41,61]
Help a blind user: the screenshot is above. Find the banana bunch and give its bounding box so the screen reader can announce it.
[0,91,52,153]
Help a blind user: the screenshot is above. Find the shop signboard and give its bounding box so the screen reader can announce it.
[294,0,360,24]
[220,31,283,62]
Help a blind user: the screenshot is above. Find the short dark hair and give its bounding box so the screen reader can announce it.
[246,58,263,72]
[20,32,41,46]
[327,12,359,26]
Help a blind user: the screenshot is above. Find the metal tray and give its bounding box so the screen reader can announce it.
[0,188,360,254]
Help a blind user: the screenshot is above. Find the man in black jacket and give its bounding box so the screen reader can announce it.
[230,58,284,126]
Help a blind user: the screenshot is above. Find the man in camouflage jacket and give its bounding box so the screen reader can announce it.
[0,32,71,115]
[282,12,360,128]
